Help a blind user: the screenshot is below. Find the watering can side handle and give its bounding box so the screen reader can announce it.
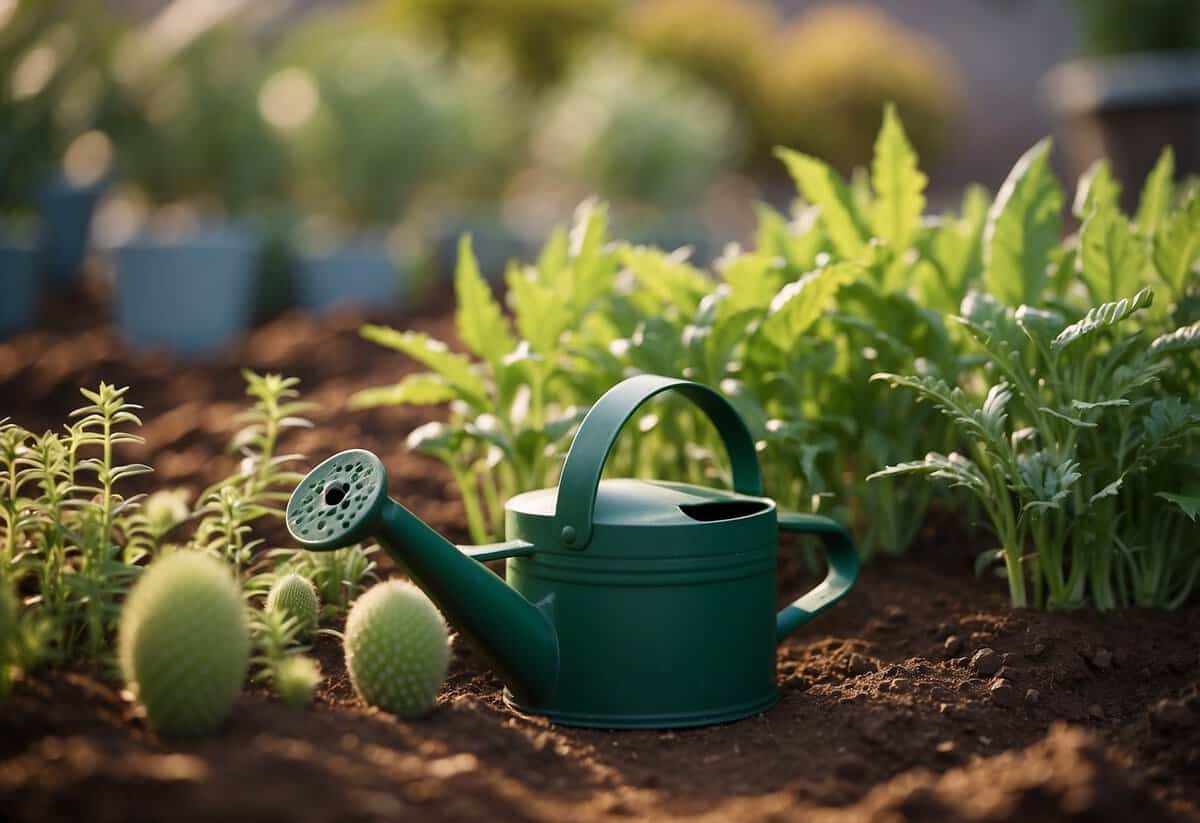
[775,512,859,643]
[554,374,763,550]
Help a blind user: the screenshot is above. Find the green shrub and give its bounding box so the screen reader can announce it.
[761,3,962,173]
[118,551,249,736]
[532,46,743,208]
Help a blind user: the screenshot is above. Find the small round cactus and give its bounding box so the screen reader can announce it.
[344,581,450,718]
[118,551,249,737]
[266,573,320,637]
[273,655,322,708]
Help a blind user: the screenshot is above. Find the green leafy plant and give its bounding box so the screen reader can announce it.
[190,371,313,575]
[352,203,617,542]
[249,603,321,709]
[118,551,249,736]
[1071,0,1200,56]
[344,580,449,717]
[871,147,1200,609]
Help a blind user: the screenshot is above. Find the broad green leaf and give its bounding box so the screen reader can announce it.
[1150,322,1200,356]
[1135,147,1175,236]
[621,245,711,314]
[719,252,786,317]
[1157,492,1200,522]
[871,104,927,251]
[983,139,1063,306]
[1051,287,1154,353]
[405,421,462,457]
[753,202,826,274]
[454,235,515,365]
[1152,193,1200,301]
[537,226,569,281]
[1078,206,1147,304]
[359,326,488,406]
[775,148,867,260]
[349,373,458,409]
[758,262,858,350]
[507,264,570,356]
[1072,159,1120,219]
[917,185,989,313]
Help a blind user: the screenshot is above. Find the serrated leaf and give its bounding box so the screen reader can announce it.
[622,245,712,314]
[359,326,488,407]
[1050,287,1154,353]
[871,103,927,251]
[1072,159,1120,220]
[349,373,458,409]
[1150,321,1200,356]
[753,202,826,274]
[1135,146,1174,236]
[775,148,867,260]
[1090,478,1123,503]
[1152,193,1200,301]
[983,139,1063,306]
[507,265,570,355]
[758,262,858,349]
[1078,205,1147,305]
[454,235,515,365]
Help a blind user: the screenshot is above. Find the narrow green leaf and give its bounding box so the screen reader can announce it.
[775,148,867,260]
[1135,146,1175,236]
[359,327,488,406]
[1152,193,1200,301]
[349,373,458,409]
[870,103,927,251]
[1050,287,1154,353]
[1078,205,1147,304]
[454,235,515,365]
[1150,322,1200,357]
[983,139,1063,306]
[1072,159,1120,219]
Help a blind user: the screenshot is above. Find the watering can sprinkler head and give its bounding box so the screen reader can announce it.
[287,449,390,552]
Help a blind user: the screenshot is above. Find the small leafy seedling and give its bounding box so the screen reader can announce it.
[266,573,319,638]
[118,552,250,737]
[344,581,450,718]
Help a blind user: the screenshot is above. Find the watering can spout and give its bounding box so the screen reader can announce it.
[286,449,560,706]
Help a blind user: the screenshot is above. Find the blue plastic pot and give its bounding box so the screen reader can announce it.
[0,238,39,340]
[294,240,403,312]
[112,227,260,356]
[36,177,104,288]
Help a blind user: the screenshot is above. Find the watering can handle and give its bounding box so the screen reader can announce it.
[775,512,859,641]
[554,374,763,550]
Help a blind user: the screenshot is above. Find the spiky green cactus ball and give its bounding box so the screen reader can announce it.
[118,552,249,737]
[266,573,319,637]
[344,581,450,718]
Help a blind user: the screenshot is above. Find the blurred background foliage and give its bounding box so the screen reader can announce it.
[0,0,967,263]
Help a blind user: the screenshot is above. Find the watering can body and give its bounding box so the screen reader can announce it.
[287,375,858,728]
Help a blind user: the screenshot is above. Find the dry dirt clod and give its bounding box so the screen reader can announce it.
[943,635,964,657]
[1025,688,1040,705]
[971,648,1001,677]
[1149,699,1195,733]
[989,679,1017,708]
[847,654,875,677]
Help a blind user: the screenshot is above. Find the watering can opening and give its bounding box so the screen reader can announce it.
[678,499,770,522]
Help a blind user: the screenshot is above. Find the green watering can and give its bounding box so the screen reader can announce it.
[286,375,858,728]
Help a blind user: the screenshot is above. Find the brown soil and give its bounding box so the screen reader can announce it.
[1,283,1198,823]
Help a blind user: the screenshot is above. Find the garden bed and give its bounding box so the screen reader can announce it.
[1,286,1198,823]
